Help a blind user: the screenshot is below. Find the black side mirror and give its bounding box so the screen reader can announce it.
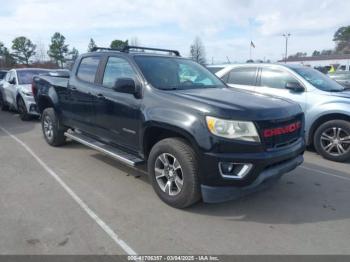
[285,81,304,92]
[113,78,138,95]
[9,78,16,85]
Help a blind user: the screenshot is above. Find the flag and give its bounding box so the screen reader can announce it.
[250,41,255,48]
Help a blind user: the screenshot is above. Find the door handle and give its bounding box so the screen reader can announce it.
[71,87,77,91]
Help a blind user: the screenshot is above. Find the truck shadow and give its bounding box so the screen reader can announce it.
[0,111,39,137]
[83,150,350,225]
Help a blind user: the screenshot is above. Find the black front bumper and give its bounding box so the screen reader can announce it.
[198,138,305,202]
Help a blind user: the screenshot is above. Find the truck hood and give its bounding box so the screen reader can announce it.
[168,88,302,121]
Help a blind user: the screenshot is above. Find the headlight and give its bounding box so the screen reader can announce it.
[206,116,260,142]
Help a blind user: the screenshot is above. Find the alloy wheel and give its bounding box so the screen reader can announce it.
[320,127,350,156]
[43,115,54,140]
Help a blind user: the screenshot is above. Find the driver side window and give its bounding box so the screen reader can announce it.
[260,68,299,89]
[102,57,136,88]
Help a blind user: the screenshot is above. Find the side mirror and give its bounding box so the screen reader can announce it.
[9,78,16,85]
[285,81,304,92]
[113,78,137,95]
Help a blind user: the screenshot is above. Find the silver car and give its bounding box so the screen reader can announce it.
[0,68,50,120]
[210,64,350,162]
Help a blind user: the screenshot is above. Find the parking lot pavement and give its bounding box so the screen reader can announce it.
[0,110,350,255]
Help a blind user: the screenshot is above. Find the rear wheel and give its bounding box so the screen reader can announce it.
[41,108,67,146]
[0,92,9,111]
[314,120,350,162]
[17,97,30,121]
[148,138,201,208]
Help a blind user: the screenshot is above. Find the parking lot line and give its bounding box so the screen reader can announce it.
[0,126,137,256]
[300,166,350,182]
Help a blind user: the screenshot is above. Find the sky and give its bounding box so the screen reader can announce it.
[0,0,349,63]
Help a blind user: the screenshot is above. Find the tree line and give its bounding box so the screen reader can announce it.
[288,25,350,59]
[0,32,207,69]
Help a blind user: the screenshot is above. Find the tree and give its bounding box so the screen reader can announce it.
[11,36,36,64]
[110,39,128,49]
[129,37,140,46]
[321,49,333,56]
[333,26,350,54]
[190,37,206,65]
[48,32,69,68]
[312,50,321,56]
[0,42,16,67]
[88,38,97,52]
[288,52,307,59]
[69,47,79,61]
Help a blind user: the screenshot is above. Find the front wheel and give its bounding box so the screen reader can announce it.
[17,97,30,121]
[41,108,67,147]
[314,120,350,162]
[0,92,9,111]
[148,138,201,208]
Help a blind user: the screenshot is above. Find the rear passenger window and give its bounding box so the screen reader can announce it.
[102,57,136,88]
[260,68,298,89]
[227,67,257,85]
[77,56,100,83]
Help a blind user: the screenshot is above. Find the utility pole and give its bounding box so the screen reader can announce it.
[282,33,291,63]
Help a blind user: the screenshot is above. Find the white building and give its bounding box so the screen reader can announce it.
[278,54,350,71]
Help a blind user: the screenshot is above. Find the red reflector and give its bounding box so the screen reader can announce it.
[263,121,301,138]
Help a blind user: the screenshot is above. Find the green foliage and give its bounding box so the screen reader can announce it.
[312,50,321,56]
[11,36,36,64]
[333,26,350,54]
[48,32,69,68]
[110,39,128,49]
[88,38,97,52]
[69,47,79,61]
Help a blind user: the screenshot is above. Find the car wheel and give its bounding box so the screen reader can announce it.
[314,120,350,162]
[41,108,67,146]
[148,138,201,208]
[17,97,30,121]
[0,92,9,111]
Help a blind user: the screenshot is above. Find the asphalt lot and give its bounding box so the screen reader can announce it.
[0,110,350,255]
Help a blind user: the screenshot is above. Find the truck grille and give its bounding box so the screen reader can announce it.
[256,114,304,150]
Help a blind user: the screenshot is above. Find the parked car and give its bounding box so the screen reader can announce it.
[0,68,50,120]
[328,72,350,89]
[0,70,8,80]
[33,46,305,208]
[211,63,350,162]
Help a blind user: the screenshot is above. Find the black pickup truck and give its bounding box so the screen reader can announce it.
[33,46,305,208]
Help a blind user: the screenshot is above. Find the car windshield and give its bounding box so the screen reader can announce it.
[17,70,48,85]
[134,56,225,90]
[0,71,7,80]
[292,67,345,92]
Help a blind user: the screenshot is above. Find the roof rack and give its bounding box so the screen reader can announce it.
[91,46,181,57]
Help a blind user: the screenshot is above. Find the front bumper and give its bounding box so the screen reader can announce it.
[22,95,39,116]
[201,154,303,203]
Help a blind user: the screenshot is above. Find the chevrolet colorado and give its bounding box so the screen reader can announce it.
[33,46,305,208]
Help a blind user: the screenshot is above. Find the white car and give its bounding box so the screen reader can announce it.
[0,68,50,120]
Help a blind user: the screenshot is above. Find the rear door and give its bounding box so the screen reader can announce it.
[256,67,307,111]
[3,70,17,106]
[67,56,101,134]
[223,67,258,92]
[92,56,142,151]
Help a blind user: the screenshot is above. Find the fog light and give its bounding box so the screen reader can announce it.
[219,162,253,180]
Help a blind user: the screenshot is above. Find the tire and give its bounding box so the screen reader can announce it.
[314,120,350,162]
[148,138,201,208]
[17,97,30,121]
[41,108,67,147]
[0,92,9,111]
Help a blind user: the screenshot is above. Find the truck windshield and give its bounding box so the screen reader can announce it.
[134,56,225,90]
[17,70,48,85]
[292,67,345,92]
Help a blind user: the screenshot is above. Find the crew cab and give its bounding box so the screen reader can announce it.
[211,64,350,162]
[33,46,305,208]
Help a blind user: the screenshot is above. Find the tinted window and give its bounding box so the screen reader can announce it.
[227,67,257,85]
[77,56,100,83]
[17,70,48,85]
[134,56,224,90]
[0,71,7,80]
[102,57,136,88]
[260,68,298,89]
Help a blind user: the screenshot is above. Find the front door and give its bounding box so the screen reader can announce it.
[256,67,307,112]
[93,56,142,152]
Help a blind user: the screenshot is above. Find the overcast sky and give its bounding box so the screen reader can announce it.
[0,0,349,63]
